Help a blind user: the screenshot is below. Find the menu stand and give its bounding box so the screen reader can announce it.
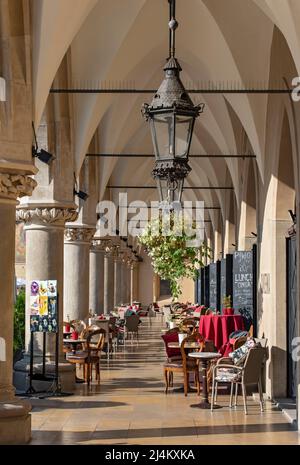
[18,293,73,398]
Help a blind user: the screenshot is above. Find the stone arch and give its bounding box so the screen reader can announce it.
[259,108,296,398]
[223,187,237,255]
[238,158,258,251]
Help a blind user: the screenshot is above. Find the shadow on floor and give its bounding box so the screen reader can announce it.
[30,421,296,443]
[30,400,128,412]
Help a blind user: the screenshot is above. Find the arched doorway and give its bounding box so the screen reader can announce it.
[276,112,297,398]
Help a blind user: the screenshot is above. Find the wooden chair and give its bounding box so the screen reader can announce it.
[85,328,106,385]
[163,334,204,396]
[180,317,199,335]
[66,328,106,386]
[63,321,76,354]
[200,306,207,316]
[205,308,214,315]
[93,320,111,359]
[161,328,181,362]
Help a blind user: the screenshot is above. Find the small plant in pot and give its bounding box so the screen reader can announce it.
[177,321,189,345]
[223,295,234,315]
[167,314,177,329]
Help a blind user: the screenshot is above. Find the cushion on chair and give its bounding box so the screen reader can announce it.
[215,368,241,382]
[229,338,259,365]
[167,355,182,363]
[66,351,88,361]
[161,332,181,358]
[163,360,197,370]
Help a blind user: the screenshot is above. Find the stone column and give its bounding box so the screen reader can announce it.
[131,262,139,303]
[14,206,78,393]
[103,248,114,314]
[130,263,134,304]
[0,173,35,444]
[64,227,95,321]
[113,254,122,307]
[214,230,223,262]
[126,263,131,303]
[121,261,128,304]
[16,207,77,352]
[89,240,105,314]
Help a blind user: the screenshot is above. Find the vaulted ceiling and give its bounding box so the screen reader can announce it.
[31,0,300,226]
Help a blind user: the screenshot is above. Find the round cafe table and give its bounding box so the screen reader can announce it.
[199,314,244,351]
[63,338,86,354]
[188,352,221,409]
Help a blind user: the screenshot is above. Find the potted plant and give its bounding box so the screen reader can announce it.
[139,212,211,301]
[167,314,177,329]
[223,295,234,315]
[177,321,189,345]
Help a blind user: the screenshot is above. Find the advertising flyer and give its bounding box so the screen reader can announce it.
[29,280,58,332]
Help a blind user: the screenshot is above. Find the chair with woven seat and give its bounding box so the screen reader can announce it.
[211,346,266,414]
[163,334,204,396]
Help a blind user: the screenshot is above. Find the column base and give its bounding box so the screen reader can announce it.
[14,358,76,393]
[0,399,31,444]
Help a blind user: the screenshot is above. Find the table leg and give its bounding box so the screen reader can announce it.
[73,343,85,383]
[190,360,211,409]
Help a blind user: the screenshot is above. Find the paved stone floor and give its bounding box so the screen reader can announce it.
[28,318,300,445]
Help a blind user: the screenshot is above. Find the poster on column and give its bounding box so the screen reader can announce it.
[30,280,58,333]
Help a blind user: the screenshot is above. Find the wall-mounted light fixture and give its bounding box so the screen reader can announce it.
[32,122,55,165]
[74,189,89,201]
[289,209,296,224]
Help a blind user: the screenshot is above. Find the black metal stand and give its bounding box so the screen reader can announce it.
[18,292,73,398]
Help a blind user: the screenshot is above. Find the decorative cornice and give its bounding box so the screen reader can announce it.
[16,207,78,226]
[64,227,96,244]
[0,173,37,201]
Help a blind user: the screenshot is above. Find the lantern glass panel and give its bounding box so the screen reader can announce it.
[175,115,194,158]
[151,114,174,159]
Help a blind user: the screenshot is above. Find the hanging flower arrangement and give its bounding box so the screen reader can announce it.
[139,212,211,300]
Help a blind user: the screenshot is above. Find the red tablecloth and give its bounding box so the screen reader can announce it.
[199,315,244,351]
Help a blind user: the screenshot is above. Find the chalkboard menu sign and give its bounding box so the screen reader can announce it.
[199,268,205,305]
[204,266,210,307]
[232,251,253,319]
[220,255,233,308]
[220,259,227,306]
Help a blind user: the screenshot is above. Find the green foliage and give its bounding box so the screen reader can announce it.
[14,290,25,352]
[139,212,211,300]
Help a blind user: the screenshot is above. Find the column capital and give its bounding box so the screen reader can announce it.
[16,206,78,228]
[130,260,139,270]
[0,172,37,203]
[64,227,96,244]
[91,239,110,252]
